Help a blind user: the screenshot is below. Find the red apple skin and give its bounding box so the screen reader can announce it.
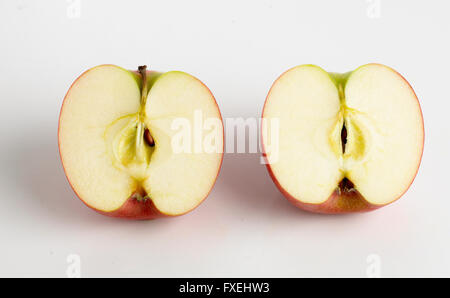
[59,65,224,220]
[96,196,167,220]
[262,161,381,214]
[261,63,425,214]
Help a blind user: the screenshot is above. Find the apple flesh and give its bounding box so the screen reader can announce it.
[59,65,223,219]
[262,64,424,213]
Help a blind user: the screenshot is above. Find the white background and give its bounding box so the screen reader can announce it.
[0,0,449,277]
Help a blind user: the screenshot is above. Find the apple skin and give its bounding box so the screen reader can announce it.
[96,195,167,220]
[262,161,381,214]
[261,63,425,214]
[58,65,224,220]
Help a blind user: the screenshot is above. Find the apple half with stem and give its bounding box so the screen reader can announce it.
[59,65,224,219]
[262,64,424,213]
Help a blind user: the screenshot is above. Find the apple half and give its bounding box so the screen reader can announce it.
[262,64,424,213]
[59,65,224,219]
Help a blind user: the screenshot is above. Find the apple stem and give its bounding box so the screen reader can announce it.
[137,65,155,147]
[138,65,148,108]
[337,84,345,104]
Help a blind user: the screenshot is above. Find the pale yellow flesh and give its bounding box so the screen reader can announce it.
[59,65,223,214]
[344,65,423,204]
[143,72,223,214]
[263,66,343,204]
[262,64,423,205]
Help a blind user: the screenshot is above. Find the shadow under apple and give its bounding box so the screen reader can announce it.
[214,152,327,219]
[3,128,100,223]
[3,126,199,227]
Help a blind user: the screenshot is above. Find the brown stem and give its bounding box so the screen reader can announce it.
[138,65,148,107]
[137,65,155,147]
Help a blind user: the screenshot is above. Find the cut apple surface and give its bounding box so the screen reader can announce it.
[262,64,424,213]
[59,65,223,219]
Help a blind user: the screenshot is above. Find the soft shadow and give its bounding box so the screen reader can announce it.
[215,153,317,219]
[216,153,363,220]
[4,128,173,226]
[4,129,101,223]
